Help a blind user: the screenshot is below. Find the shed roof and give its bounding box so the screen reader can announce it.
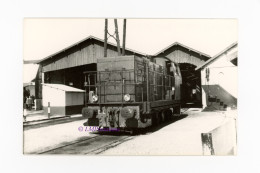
[195,42,238,70]
[36,35,147,64]
[23,60,39,64]
[42,84,85,92]
[153,42,211,58]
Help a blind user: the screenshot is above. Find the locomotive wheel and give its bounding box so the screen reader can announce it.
[167,109,173,120]
[157,112,162,124]
[152,113,157,126]
[152,112,160,126]
[173,105,181,115]
[161,111,166,122]
[164,109,171,121]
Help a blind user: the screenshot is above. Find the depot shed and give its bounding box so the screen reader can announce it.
[152,42,211,108]
[42,84,85,116]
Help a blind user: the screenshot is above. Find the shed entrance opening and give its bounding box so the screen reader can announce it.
[179,63,202,108]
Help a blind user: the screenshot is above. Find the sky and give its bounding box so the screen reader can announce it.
[23,19,238,83]
[23,18,238,60]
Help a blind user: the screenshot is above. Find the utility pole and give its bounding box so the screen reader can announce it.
[104,19,108,57]
[104,19,126,56]
[122,19,126,56]
[114,19,121,56]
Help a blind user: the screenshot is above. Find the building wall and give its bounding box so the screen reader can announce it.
[156,45,210,67]
[66,92,84,106]
[42,85,65,107]
[42,40,142,73]
[200,46,238,108]
[42,85,85,116]
[42,42,95,72]
[201,47,238,97]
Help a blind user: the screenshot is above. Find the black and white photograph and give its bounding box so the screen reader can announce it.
[23,18,238,155]
[2,0,260,172]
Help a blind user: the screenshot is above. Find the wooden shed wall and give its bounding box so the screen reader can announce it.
[156,46,209,67]
[42,40,142,73]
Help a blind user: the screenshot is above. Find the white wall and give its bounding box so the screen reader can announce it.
[42,85,65,107]
[201,46,238,98]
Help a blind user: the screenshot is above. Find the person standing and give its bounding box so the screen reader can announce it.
[31,95,35,107]
[23,88,27,104]
[28,96,33,110]
[26,96,29,109]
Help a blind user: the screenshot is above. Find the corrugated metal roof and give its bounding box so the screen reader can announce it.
[153,42,211,58]
[36,35,147,64]
[195,42,238,70]
[42,84,85,92]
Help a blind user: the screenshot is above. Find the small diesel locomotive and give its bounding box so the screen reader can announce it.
[82,55,182,132]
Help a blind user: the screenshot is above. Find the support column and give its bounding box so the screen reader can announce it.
[35,64,43,110]
[122,19,126,56]
[114,19,121,56]
[104,19,108,57]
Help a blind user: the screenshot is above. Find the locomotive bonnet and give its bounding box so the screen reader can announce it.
[82,55,182,131]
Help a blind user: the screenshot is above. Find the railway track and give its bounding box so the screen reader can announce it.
[38,134,133,155]
[84,136,133,155]
[26,114,187,155]
[23,116,85,130]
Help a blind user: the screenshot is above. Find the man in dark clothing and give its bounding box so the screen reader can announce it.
[23,88,27,104]
[28,96,33,110]
[23,88,30,103]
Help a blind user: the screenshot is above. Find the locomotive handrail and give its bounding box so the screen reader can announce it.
[83,69,135,74]
[83,68,167,75]
[83,70,174,79]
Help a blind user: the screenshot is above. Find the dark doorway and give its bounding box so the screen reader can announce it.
[44,63,97,90]
[179,63,202,108]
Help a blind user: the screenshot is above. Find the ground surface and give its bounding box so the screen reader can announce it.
[24,119,91,154]
[101,109,236,155]
[23,108,237,155]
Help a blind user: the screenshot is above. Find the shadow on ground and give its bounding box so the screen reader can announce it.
[139,114,189,135]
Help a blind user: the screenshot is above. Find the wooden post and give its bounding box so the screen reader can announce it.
[63,69,66,84]
[84,74,88,106]
[35,64,43,99]
[48,102,50,119]
[34,64,43,110]
[146,61,150,112]
[122,19,126,56]
[104,19,108,57]
[114,19,121,56]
